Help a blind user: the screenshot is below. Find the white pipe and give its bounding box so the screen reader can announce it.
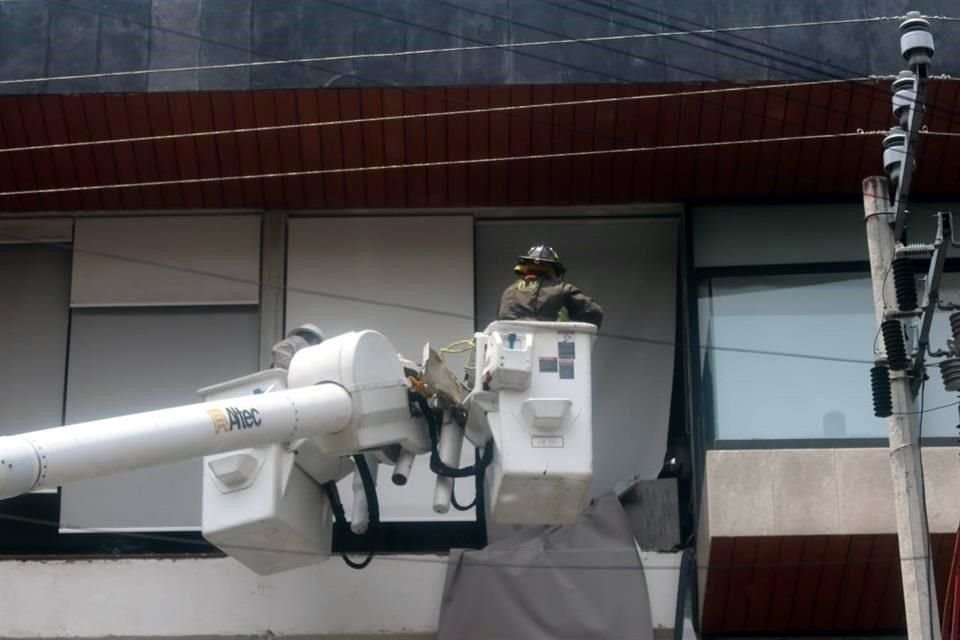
[0,384,353,499]
[432,410,464,514]
[350,454,379,535]
[391,449,416,486]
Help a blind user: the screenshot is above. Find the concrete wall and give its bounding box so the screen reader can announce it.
[700,448,960,539]
[3,0,960,93]
[0,556,444,638]
[0,551,681,638]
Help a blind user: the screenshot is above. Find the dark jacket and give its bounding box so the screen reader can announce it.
[497,275,604,328]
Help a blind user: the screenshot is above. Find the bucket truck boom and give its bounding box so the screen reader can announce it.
[0,321,597,575]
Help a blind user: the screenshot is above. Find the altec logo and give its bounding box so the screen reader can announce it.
[207,407,262,434]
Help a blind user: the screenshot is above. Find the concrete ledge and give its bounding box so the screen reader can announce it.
[0,556,446,638]
[702,447,960,538]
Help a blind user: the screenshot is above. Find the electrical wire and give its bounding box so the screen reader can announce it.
[611,0,960,127]
[425,0,960,142]
[604,0,882,83]
[0,16,910,88]
[0,76,885,155]
[0,0,940,195]
[917,376,939,633]
[0,129,897,199]
[568,0,960,129]
[25,0,906,160]
[0,0,940,178]
[15,0,627,155]
[374,0,926,147]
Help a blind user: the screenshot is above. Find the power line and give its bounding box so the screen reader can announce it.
[17,0,935,181]
[0,130,890,198]
[319,0,927,150]
[3,0,939,150]
[525,0,960,159]
[35,0,890,182]
[0,16,908,88]
[609,0,889,86]
[0,77,885,155]
[408,0,956,187]
[22,0,624,154]
[578,0,960,132]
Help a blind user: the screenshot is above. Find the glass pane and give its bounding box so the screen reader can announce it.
[701,273,881,441]
[700,271,960,443]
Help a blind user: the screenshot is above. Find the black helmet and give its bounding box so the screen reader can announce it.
[515,245,565,275]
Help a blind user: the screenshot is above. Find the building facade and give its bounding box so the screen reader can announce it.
[2,1,960,638]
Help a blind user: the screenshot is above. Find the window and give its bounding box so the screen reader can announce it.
[699,271,960,444]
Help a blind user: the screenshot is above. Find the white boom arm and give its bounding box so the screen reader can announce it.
[0,384,352,499]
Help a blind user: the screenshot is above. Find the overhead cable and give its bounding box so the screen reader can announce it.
[0,129,891,198]
[0,15,912,87]
[0,77,882,155]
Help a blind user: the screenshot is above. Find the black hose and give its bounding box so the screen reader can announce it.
[352,454,380,525]
[450,448,489,511]
[321,481,347,523]
[450,481,474,511]
[321,456,380,570]
[415,395,494,478]
[341,454,379,570]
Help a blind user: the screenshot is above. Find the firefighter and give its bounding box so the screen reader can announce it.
[497,245,604,328]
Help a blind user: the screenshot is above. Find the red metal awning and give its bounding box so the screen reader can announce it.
[1,80,959,213]
[702,533,955,635]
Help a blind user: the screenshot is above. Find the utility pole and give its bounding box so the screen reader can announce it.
[864,177,940,640]
[864,12,941,640]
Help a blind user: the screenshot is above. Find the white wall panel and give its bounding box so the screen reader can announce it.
[287,216,475,521]
[71,216,260,306]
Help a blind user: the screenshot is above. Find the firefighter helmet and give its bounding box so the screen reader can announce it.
[515,245,565,275]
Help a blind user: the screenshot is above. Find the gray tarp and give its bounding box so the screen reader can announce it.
[437,495,655,640]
